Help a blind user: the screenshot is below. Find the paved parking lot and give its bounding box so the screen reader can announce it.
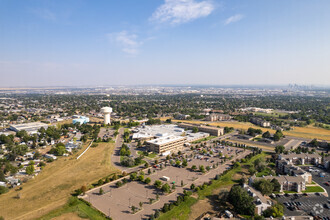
[277,193,330,218]
[82,146,250,220]
[276,166,330,219]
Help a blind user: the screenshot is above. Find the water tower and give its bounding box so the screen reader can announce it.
[101,107,112,125]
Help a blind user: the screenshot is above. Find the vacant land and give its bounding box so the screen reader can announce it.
[0,142,119,220]
[171,120,330,141]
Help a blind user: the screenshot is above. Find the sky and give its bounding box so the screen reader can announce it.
[0,0,330,87]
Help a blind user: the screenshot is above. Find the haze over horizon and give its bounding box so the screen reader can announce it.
[1,0,330,87]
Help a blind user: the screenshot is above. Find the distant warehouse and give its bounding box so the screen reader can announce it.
[146,135,186,155]
[9,122,48,134]
[178,123,224,136]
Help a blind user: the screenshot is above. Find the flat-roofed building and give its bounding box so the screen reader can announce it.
[244,185,272,215]
[205,113,232,122]
[146,135,186,154]
[9,122,48,134]
[249,175,306,192]
[178,123,224,136]
[278,153,322,165]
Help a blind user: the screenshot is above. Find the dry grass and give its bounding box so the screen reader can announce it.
[0,142,119,220]
[171,120,330,141]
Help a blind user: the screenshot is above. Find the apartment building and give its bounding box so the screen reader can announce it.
[249,175,306,192]
[244,185,272,215]
[178,123,224,136]
[250,117,271,127]
[146,135,186,154]
[278,153,322,165]
[205,113,232,122]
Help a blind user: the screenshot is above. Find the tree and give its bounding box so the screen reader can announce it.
[273,130,283,141]
[138,175,144,182]
[199,165,205,173]
[253,179,274,196]
[263,203,284,218]
[228,185,255,215]
[182,159,188,167]
[233,162,241,168]
[144,177,151,184]
[154,210,160,218]
[161,183,171,193]
[154,180,162,189]
[192,127,198,133]
[26,165,34,175]
[191,165,197,171]
[271,178,281,192]
[81,185,87,194]
[262,131,271,138]
[139,201,143,209]
[190,183,195,190]
[130,172,137,181]
[99,188,104,195]
[275,145,285,154]
[131,205,137,213]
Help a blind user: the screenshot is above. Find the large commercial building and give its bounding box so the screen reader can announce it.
[72,116,90,125]
[178,123,224,136]
[146,135,186,154]
[9,122,48,134]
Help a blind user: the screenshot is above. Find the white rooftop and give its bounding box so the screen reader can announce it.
[146,135,186,145]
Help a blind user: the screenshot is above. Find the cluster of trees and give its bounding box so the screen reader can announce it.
[121,155,144,167]
[49,143,66,156]
[119,144,131,157]
[247,128,263,137]
[273,130,284,141]
[228,185,255,215]
[253,178,281,195]
[224,126,234,134]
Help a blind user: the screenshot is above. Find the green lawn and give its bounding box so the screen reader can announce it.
[256,168,273,177]
[137,150,158,158]
[192,136,217,144]
[157,197,198,220]
[303,186,324,193]
[283,190,297,194]
[38,197,108,220]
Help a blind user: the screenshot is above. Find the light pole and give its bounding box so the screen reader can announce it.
[146,189,148,198]
[108,208,110,218]
[129,197,131,207]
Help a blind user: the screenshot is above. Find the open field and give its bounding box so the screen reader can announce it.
[0,142,119,220]
[170,120,330,141]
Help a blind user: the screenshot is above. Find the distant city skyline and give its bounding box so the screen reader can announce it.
[1,0,330,87]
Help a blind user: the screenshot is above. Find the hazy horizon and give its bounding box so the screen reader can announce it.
[1,0,330,87]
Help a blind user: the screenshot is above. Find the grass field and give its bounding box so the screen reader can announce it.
[0,142,119,220]
[171,120,330,141]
